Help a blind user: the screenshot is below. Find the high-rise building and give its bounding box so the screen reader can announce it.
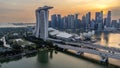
[57,14,61,29]
[82,15,86,30]
[51,14,62,29]
[111,20,117,28]
[119,19,120,23]
[95,12,100,22]
[106,11,111,27]
[48,21,52,27]
[34,6,53,41]
[62,16,66,29]
[86,12,91,30]
[74,13,79,29]
[51,14,57,29]
[77,19,81,29]
[67,15,71,29]
[103,18,107,27]
[119,19,120,28]
[90,19,95,30]
[95,11,104,30]
[100,11,103,23]
[71,15,75,29]
[59,17,63,29]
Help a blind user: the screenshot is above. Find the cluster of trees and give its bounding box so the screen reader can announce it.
[24,36,45,44]
[24,35,55,49]
[0,41,3,46]
[11,41,37,51]
[0,48,21,57]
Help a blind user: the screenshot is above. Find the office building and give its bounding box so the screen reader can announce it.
[106,11,111,27]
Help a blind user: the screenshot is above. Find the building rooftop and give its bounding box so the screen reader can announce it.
[56,32,73,39]
[49,28,73,39]
[37,6,53,10]
[49,30,59,36]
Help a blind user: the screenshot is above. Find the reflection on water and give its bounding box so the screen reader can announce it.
[37,49,49,68]
[37,49,49,63]
[50,50,53,59]
[37,49,56,64]
[95,32,120,48]
[93,32,120,66]
[37,49,59,68]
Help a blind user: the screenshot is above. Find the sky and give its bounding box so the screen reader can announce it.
[0,0,120,23]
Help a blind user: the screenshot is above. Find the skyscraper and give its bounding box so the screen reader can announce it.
[51,14,57,29]
[57,14,61,29]
[95,11,104,30]
[118,19,120,28]
[82,15,86,30]
[86,12,91,30]
[51,14,62,29]
[106,11,111,27]
[74,13,79,29]
[90,19,95,30]
[70,15,75,29]
[111,20,117,28]
[34,6,53,41]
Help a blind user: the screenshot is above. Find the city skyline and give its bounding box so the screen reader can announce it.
[0,0,120,23]
[0,1,120,67]
[50,10,120,31]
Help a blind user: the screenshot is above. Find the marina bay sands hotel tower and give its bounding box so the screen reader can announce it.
[34,6,53,40]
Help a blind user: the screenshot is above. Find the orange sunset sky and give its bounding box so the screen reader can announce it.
[0,0,120,23]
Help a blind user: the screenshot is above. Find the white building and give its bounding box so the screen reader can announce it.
[33,6,53,41]
[48,28,74,41]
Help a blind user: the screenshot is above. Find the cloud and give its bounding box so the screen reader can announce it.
[110,6,120,19]
[0,8,24,13]
[0,0,119,23]
[112,7,120,16]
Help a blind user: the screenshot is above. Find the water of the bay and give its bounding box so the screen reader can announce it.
[0,32,120,68]
[91,32,120,66]
[0,50,108,68]
[94,32,120,48]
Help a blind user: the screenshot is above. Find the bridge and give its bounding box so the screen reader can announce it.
[48,38,120,63]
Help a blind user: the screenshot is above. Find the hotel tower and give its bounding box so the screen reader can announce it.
[34,6,53,40]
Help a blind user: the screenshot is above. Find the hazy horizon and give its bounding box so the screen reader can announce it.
[0,0,120,23]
